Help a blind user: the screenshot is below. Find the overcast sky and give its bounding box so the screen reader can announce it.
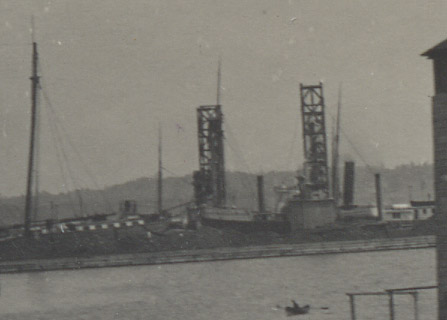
[0,0,443,196]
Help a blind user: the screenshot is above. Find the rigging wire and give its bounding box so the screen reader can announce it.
[223,120,253,174]
[40,87,82,217]
[43,102,78,217]
[47,129,78,216]
[280,111,301,186]
[161,166,193,187]
[39,78,113,214]
[328,113,376,175]
[223,120,257,204]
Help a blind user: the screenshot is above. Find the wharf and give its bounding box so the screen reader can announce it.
[0,235,435,274]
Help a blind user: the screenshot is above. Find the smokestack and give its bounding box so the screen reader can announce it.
[343,161,355,208]
[257,175,265,213]
[375,173,383,221]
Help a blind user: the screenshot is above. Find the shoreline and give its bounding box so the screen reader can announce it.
[0,235,435,274]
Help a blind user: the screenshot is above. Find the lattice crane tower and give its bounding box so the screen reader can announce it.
[194,105,226,207]
[299,83,330,199]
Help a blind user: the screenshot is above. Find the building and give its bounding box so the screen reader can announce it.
[422,37,447,319]
[382,204,415,222]
[381,202,434,222]
[411,200,436,220]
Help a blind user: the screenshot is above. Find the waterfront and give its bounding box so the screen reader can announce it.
[0,248,437,319]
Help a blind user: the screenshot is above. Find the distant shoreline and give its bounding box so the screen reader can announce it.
[0,235,435,274]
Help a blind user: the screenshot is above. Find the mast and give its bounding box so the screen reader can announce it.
[157,124,163,215]
[216,57,221,105]
[331,84,342,203]
[24,41,39,237]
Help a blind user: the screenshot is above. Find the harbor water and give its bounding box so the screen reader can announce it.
[0,248,437,319]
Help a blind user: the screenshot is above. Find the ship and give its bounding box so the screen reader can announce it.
[187,62,341,232]
[188,80,389,233]
[16,37,170,241]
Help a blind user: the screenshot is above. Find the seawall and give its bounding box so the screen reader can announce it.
[0,235,435,274]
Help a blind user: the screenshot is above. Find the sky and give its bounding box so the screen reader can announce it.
[0,0,444,196]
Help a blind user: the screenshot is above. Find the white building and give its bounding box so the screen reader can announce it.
[382,201,435,222]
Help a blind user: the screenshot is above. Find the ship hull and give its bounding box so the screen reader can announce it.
[200,209,290,233]
[201,216,290,233]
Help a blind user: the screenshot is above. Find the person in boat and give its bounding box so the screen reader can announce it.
[285,300,310,316]
[292,300,299,309]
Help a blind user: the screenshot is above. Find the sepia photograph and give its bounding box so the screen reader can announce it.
[0,1,445,319]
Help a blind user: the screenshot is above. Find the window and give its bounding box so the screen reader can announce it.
[423,209,427,214]
[392,212,401,219]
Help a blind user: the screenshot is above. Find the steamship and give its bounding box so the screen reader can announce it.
[189,83,375,233]
[190,84,344,233]
[189,104,290,233]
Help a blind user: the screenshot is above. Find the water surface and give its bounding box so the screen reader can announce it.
[0,248,437,319]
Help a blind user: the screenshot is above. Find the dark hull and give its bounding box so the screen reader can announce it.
[200,216,290,233]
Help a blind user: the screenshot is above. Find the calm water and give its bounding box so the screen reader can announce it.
[0,248,437,320]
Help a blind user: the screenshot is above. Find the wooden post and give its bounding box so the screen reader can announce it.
[388,292,395,320]
[412,292,419,320]
[348,294,356,320]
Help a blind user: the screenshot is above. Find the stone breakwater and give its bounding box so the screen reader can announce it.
[0,235,435,273]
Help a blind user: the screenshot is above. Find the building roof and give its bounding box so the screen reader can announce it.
[410,200,435,207]
[422,38,447,58]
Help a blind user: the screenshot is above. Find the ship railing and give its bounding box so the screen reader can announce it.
[346,285,437,320]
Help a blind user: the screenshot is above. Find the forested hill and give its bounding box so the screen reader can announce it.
[0,163,433,227]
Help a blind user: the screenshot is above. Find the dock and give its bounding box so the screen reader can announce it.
[0,235,435,274]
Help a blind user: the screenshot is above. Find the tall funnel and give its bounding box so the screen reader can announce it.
[257,175,265,213]
[343,161,355,208]
[375,173,383,221]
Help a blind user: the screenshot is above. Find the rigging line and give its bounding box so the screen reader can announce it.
[46,125,78,217]
[39,85,86,216]
[39,82,113,213]
[340,128,375,175]
[226,145,256,202]
[41,88,112,212]
[282,112,300,184]
[42,94,80,217]
[223,122,253,174]
[223,141,255,193]
[160,167,193,187]
[39,83,88,186]
[222,120,257,198]
[44,98,86,217]
[328,113,375,175]
[223,121,258,198]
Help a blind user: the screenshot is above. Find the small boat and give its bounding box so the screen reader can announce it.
[285,300,310,317]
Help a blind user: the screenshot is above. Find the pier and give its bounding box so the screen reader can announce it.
[0,235,435,274]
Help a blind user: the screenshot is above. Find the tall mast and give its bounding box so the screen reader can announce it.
[331,84,342,203]
[24,40,39,237]
[157,124,163,215]
[216,57,221,105]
